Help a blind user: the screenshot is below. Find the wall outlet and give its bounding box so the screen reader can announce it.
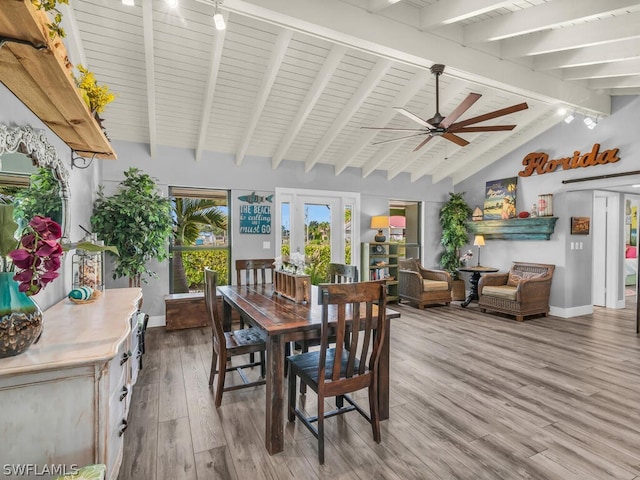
[263,241,270,249]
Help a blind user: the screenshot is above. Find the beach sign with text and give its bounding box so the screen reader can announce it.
[238,191,272,234]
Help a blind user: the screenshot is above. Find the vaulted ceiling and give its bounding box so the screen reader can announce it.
[63,0,640,184]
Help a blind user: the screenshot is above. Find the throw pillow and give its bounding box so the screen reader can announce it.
[507,268,544,286]
[627,246,637,259]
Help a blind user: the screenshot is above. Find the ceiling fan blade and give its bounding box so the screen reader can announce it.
[372,132,429,146]
[450,125,516,133]
[442,132,470,147]
[441,93,482,128]
[393,107,434,128]
[412,135,434,152]
[449,102,529,130]
[361,127,430,132]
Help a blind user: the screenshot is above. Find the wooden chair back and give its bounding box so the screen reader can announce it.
[317,281,387,397]
[235,259,275,286]
[327,263,359,283]
[204,268,225,349]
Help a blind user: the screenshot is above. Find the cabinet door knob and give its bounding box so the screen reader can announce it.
[120,350,133,365]
[119,386,129,401]
[118,419,128,437]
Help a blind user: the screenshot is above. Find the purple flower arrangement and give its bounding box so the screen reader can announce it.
[8,216,63,296]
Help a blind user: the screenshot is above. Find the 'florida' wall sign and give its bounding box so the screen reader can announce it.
[518,143,620,177]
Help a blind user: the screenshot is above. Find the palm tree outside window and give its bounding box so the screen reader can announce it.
[169,187,230,294]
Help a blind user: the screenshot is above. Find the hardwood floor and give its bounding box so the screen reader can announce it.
[118,300,640,480]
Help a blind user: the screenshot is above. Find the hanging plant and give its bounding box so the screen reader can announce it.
[31,0,69,39]
[75,65,116,114]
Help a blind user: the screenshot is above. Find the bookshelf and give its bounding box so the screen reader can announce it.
[361,242,399,303]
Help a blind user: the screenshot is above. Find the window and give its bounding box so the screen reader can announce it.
[169,187,230,293]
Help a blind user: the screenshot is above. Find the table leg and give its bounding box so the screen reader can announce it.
[378,316,390,420]
[265,334,285,454]
[461,272,481,308]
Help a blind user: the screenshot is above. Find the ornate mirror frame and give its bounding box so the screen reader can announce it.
[0,124,71,239]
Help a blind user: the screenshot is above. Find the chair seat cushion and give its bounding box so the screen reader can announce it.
[287,348,363,385]
[227,328,266,348]
[483,285,518,300]
[423,279,449,292]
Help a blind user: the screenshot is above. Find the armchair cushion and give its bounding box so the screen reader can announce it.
[482,285,517,300]
[423,279,449,292]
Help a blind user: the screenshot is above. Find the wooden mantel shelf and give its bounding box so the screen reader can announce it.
[0,0,116,159]
[467,217,558,240]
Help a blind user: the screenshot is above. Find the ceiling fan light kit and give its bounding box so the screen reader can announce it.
[364,64,528,152]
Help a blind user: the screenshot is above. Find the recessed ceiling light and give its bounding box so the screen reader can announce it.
[122,0,135,5]
[632,184,640,188]
[166,0,178,7]
[557,107,567,115]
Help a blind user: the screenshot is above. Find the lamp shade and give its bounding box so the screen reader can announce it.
[389,215,406,228]
[473,235,485,247]
[370,216,389,229]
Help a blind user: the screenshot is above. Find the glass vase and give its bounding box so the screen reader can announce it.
[0,272,44,359]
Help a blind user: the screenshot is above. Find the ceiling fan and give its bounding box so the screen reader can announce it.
[364,64,529,152]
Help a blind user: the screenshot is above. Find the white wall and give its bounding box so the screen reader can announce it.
[100,141,453,317]
[457,95,640,317]
[0,84,101,311]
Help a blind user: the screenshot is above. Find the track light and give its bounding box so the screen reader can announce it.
[212,0,226,30]
[584,116,597,129]
[213,12,226,30]
[556,107,567,116]
[122,0,135,5]
[564,112,575,123]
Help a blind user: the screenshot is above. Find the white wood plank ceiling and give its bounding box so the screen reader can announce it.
[64,0,640,184]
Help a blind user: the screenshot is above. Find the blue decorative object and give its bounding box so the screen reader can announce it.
[0,272,43,358]
[69,286,94,301]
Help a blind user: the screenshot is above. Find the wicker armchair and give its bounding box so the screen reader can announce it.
[398,258,452,308]
[478,262,555,322]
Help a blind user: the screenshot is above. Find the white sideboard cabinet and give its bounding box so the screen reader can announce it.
[0,288,144,480]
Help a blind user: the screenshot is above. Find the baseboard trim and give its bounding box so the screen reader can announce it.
[549,305,593,318]
[147,315,166,328]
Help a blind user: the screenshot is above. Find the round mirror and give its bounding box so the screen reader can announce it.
[0,125,70,239]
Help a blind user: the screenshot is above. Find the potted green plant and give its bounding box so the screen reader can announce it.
[91,167,172,287]
[439,192,472,301]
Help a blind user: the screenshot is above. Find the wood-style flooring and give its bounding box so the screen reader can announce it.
[118,299,640,480]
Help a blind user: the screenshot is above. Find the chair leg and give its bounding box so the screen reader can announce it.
[259,350,265,378]
[284,342,291,377]
[209,347,217,386]
[336,395,344,408]
[317,394,325,465]
[368,381,381,443]
[214,352,228,407]
[287,365,296,422]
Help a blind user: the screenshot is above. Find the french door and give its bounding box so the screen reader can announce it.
[275,188,360,278]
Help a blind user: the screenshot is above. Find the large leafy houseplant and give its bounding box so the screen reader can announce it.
[91,168,172,287]
[439,192,472,281]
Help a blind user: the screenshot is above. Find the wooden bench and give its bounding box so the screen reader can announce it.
[164,292,241,330]
[165,292,207,331]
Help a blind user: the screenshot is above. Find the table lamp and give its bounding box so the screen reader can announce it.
[370,216,389,242]
[473,235,485,266]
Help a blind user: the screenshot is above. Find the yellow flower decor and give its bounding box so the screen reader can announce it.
[75,65,116,114]
[31,0,69,39]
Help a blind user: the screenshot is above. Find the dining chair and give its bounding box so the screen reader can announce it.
[327,263,359,283]
[204,267,266,407]
[286,281,387,464]
[235,258,275,330]
[293,263,359,389]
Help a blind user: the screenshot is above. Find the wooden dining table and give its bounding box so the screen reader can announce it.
[217,283,401,455]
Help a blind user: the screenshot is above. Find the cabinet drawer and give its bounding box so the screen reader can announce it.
[107,374,128,477]
[108,342,133,391]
